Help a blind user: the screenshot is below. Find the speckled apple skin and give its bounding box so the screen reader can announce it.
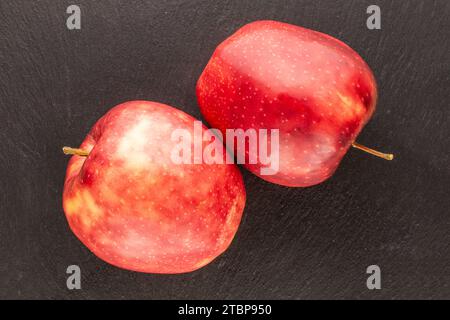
[62,101,246,274]
[197,20,377,187]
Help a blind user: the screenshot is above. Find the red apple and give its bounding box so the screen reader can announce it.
[62,101,246,274]
[197,20,389,187]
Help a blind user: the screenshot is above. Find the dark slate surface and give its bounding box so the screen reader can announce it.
[0,0,449,299]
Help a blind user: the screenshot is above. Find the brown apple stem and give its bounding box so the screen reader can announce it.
[62,146,90,157]
[352,142,394,160]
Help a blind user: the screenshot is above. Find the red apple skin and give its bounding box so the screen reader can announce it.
[62,101,246,274]
[197,20,378,187]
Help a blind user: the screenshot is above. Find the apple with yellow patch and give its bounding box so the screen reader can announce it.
[197,20,393,187]
[62,101,246,274]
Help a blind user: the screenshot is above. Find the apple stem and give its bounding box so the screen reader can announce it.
[351,142,394,160]
[62,146,90,157]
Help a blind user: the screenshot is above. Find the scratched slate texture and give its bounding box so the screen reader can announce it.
[0,0,449,300]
